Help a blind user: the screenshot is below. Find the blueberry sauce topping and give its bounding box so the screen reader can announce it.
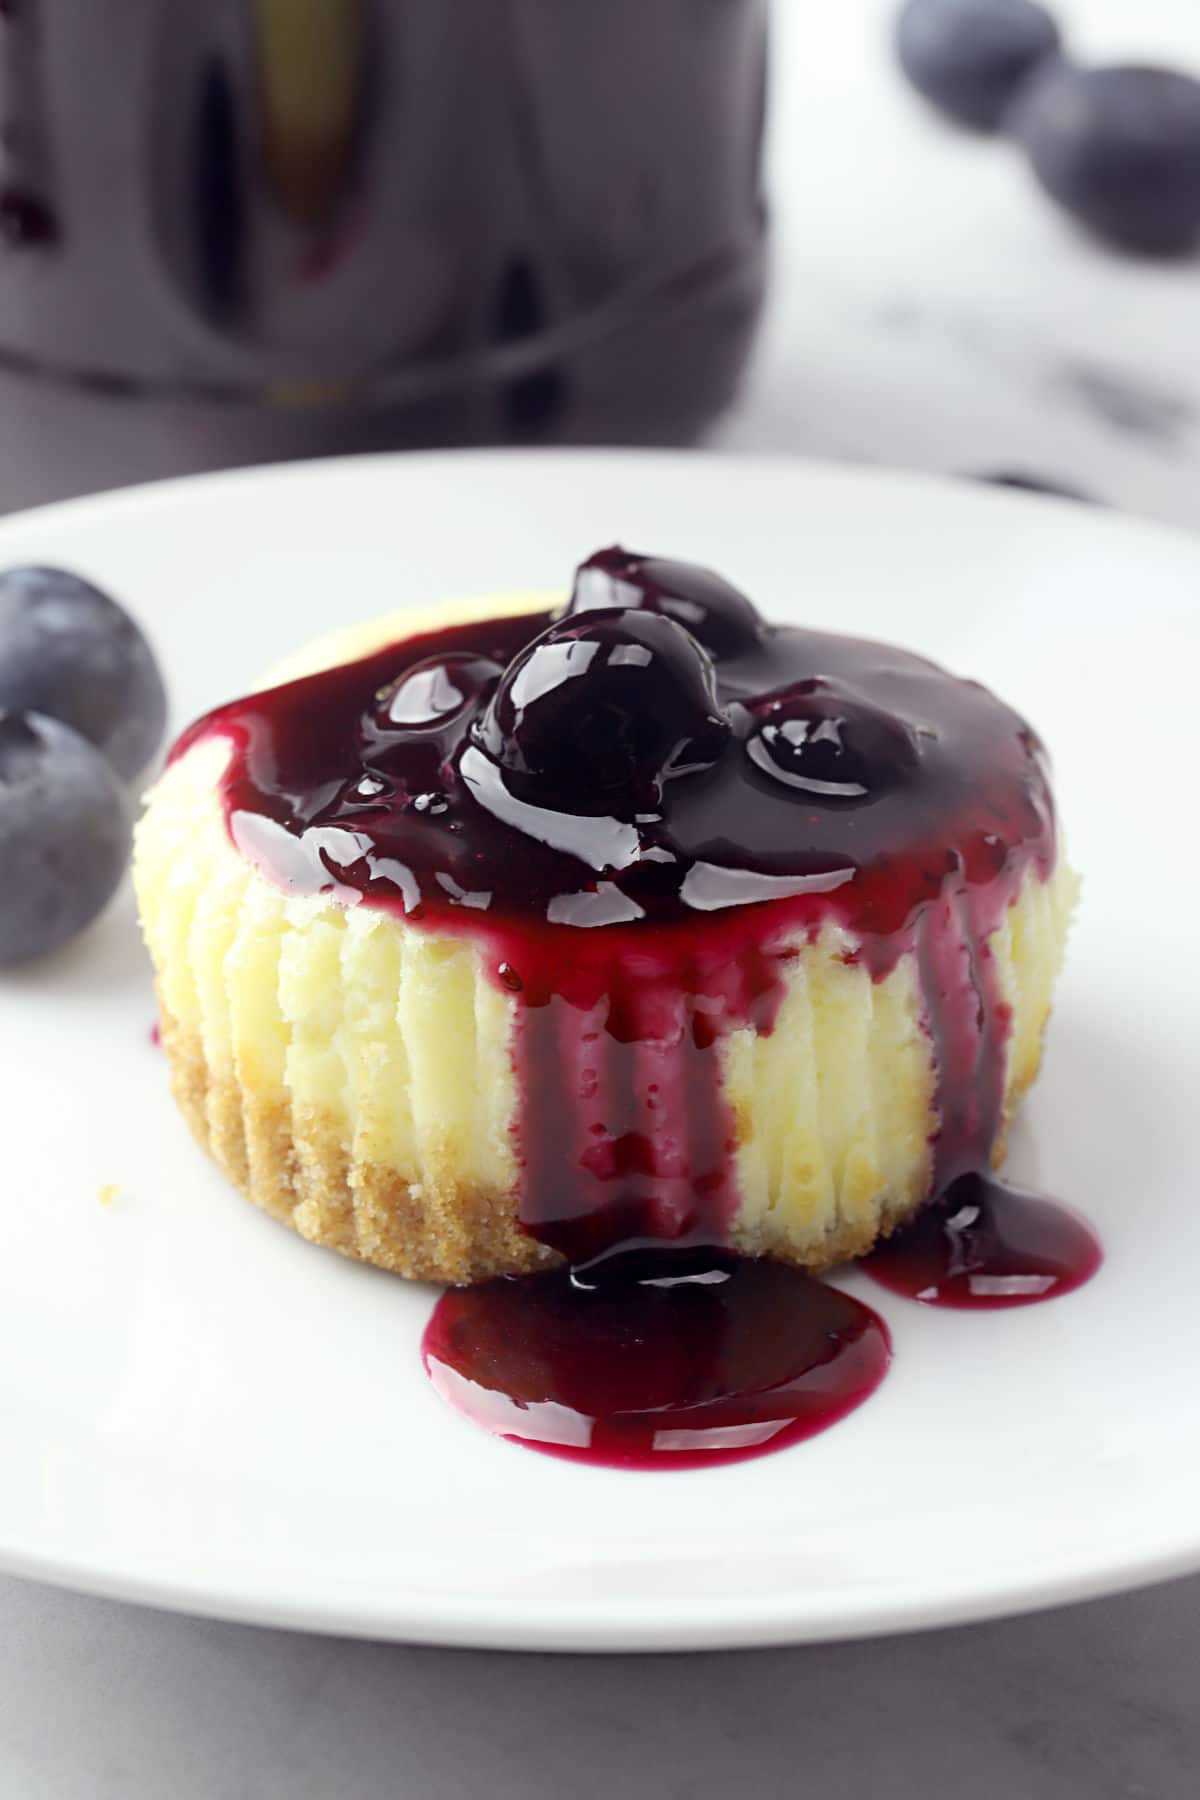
[422,1256,891,1470]
[865,1172,1102,1308]
[743,680,919,801]
[172,547,1085,1468]
[173,545,1057,1269]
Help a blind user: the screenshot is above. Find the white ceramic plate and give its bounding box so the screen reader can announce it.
[0,451,1196,1651]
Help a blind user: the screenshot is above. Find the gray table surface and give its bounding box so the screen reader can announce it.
[2,1571,1196,1799]
[3,3,1200,1793]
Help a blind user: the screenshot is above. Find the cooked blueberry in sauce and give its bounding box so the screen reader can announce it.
[472,608,729,812]
[569,545,763,658]
[742,680,920,801]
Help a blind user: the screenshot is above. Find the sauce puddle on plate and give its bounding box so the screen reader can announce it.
[422,1177,1103,1470]
[422,1253,891,1471]
[863,1172,1103,1309]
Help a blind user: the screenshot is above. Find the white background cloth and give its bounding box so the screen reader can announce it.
[4,3,1199,1794]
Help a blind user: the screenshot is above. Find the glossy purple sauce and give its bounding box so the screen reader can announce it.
[171,550,1085,1468]
[422,1255,890,1469]
[172,564,1055,1267]
[864,1173,1102,1309]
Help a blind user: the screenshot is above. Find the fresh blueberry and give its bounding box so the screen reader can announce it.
[895,0,1061,131]
[744,682,918,802]
[0,566,167,781]
[1015,64,1200,256]
[0,709,132,965]
[568,547,762,659]
[474,610,730,809]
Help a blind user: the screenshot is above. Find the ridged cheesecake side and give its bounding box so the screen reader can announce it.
[135,597,1077,1282]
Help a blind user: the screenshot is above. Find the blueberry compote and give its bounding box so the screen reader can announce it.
[864,1172,1101,1309]
[422,1252,891,1471]
[175,546,1094,1469]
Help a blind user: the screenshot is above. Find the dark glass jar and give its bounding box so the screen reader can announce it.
[0,0,767,505]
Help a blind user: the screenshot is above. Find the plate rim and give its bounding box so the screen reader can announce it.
[5,442,1198,560]
[3,1524,1198,1653]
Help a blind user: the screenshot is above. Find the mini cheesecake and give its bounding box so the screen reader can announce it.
[134,551,1075,1282]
